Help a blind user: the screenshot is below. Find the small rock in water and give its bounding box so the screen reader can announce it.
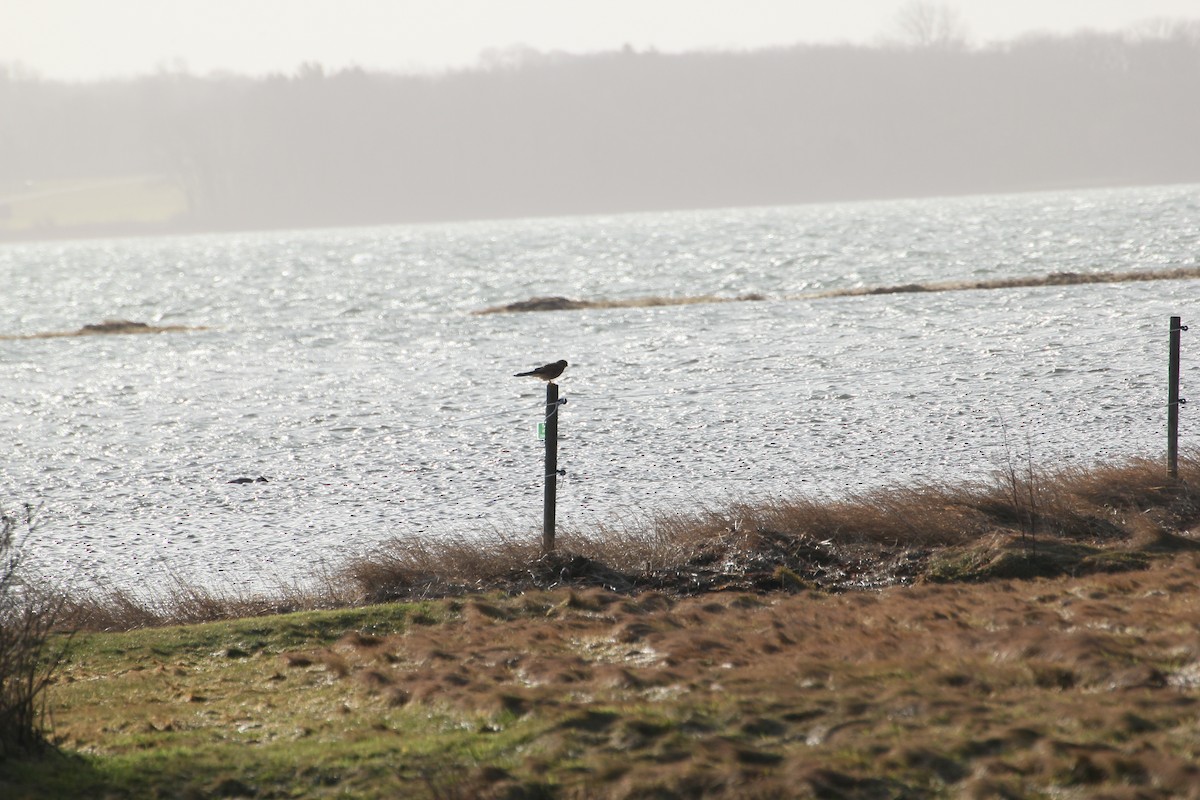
[79,319,152,334]
[475,295,586,314]
[501,296,583,312]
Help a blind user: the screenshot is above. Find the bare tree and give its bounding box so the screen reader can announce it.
[1129,17,1200,43]
[0,506,66,759]
[892,0,969,50]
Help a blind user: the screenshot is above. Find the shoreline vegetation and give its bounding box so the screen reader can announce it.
[60,453,1200,627]
[4,453,1200,797]
[474,264,1200,314]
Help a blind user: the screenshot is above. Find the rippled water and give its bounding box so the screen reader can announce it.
[1,184,1197,591]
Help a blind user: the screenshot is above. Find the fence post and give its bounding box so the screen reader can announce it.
[1168,315,1187,479]
[543,382,560,553]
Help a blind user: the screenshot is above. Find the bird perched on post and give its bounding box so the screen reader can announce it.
[514,359,568,383]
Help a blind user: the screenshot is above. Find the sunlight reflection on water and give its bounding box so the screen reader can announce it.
[1,184,1196,590]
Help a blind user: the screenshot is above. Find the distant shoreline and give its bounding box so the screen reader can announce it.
[2,180,1196,246]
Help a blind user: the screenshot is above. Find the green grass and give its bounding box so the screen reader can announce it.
[9,599,533,799]
[66,602,443,668]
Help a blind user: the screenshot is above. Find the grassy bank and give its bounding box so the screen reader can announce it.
[11,556,1200,798]
[4,454,1200,798]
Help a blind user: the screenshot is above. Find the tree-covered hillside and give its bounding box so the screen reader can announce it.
[2,26,1198,239]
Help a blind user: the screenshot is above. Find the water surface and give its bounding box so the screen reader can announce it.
[1,184,1196,591]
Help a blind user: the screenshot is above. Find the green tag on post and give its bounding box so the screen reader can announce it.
[537,422,546,441]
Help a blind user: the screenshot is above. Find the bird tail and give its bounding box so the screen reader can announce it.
[514,370,534,377]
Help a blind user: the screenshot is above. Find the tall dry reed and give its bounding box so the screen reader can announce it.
[54,451,1200,631]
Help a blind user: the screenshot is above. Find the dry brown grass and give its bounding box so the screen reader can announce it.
[58,569,358,632]
[33,531,1200,797]
[54,452,1200,633]
[257,554,1200,798]
[336,452,1200,604]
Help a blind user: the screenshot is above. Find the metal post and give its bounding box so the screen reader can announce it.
[1168,316,1185,479]
[543,382,559,552]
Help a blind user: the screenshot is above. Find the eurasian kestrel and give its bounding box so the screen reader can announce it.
[514,359,568,383]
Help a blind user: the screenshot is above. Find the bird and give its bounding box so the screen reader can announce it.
[514,359,568,383]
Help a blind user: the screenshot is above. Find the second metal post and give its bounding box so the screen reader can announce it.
[1168,315,1184,479]
[543,381,560,552]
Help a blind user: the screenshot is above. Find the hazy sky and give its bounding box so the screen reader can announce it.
[4,0,1200,80]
